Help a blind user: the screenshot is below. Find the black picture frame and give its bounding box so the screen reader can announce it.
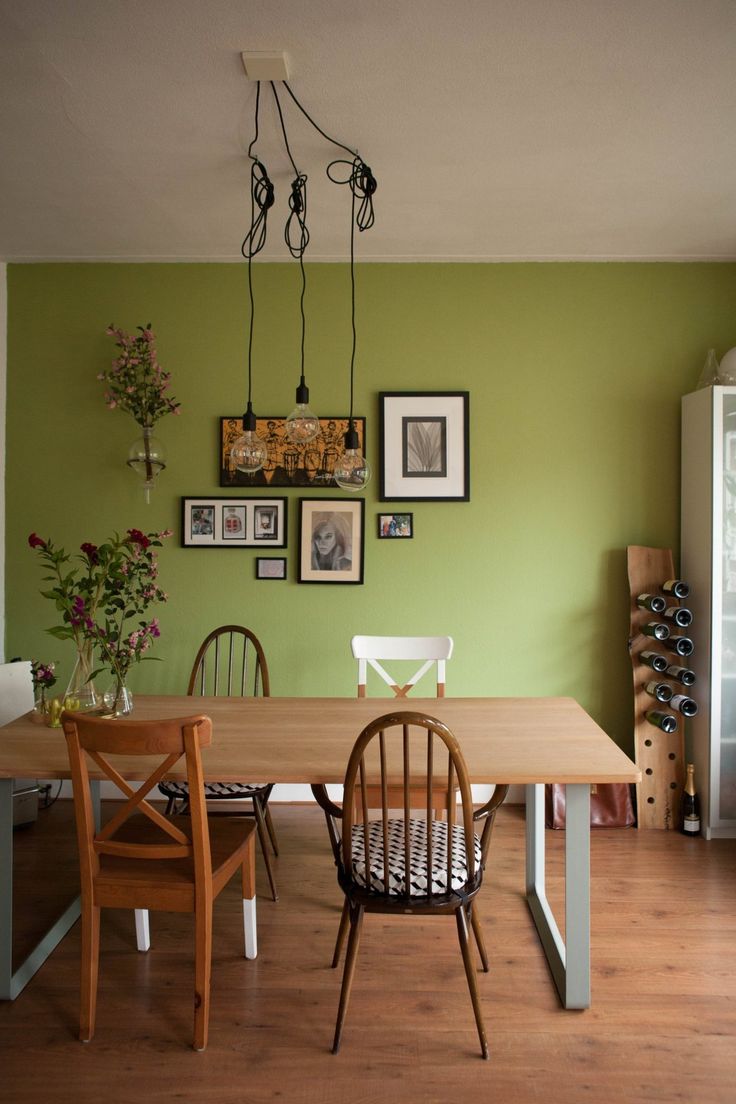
[379,392,469,501]
[220,416,366,489]
[377,513,413,539]
[298,498,365,584]
[181,497,287,548]
[255,557,287,580]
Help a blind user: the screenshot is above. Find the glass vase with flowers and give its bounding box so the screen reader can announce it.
[30,660,57,722]
[98,324,181,503]
[28,528,171,714]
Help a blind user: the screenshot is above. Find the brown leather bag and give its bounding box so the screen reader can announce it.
[545,782,636,829]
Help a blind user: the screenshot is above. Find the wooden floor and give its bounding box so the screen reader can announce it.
[2,801,735,1104]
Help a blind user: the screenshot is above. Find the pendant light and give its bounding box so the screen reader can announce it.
[277,82,377,491]
[231,83,272,475]
[271,83,321,446]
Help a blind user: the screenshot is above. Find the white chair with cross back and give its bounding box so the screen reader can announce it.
[351,635,453,699]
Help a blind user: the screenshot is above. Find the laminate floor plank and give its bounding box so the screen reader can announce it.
[1,802,734,1104]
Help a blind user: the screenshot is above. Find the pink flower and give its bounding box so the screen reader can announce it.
[28,533,46,549]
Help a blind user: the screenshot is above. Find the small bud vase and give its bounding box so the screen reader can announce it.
[102,679,134,717]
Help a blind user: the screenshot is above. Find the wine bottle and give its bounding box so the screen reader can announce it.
[682,763,700,835]
[646,710,677,733]
[644,680,673,703]
[665,664,696,687]
[640,650,668,672]
[663,606,693,628]
[642,621,670,641]
[670,694,698,717]
[661,579,690,599]
[637,593,666,613]
[663,635,694,657]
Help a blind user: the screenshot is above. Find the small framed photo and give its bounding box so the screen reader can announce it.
[379,392,469,501]
[378,513,413,539]
[181,497,287,547]
[256,557,287,580]
[298,499,365,584]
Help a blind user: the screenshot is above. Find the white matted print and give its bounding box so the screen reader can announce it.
[298,499,365,584]
[379,392,469,501]
[181,497,287,547]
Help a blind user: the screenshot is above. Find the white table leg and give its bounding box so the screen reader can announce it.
[525,782,590,1009]
[243,896,257,959]
[134,909,150,952]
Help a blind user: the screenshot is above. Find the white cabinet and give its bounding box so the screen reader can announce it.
[681,386,736,838]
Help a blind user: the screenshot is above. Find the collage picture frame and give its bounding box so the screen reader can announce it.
[181,497,287,547]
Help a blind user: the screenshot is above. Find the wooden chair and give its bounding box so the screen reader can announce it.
[158,625,279,901]
[351,634,453,698]
[312,710,508,1059]
[351,634,454,818]
[62,711,257,1051]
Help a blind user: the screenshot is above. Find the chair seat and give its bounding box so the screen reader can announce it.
[349,818,482,897]
[159,780,270,799]
[94,814,256,910]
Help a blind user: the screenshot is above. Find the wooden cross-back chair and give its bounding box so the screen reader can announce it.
[158,625,279,901]
[351,634,454,818]
[312,711,509,1060]
[351,634,453,698]
[62,711,257,1051]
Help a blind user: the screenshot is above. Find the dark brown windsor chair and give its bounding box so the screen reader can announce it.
[158,625,279,901]
[62,711,257,1051]
[312,711,508,1059]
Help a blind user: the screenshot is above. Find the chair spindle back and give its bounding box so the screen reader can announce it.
[188,625,270,698]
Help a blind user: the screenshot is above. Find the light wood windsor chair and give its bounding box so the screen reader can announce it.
[312,710,508,1059]
[62,711,257,1051]
[158,625,279,901]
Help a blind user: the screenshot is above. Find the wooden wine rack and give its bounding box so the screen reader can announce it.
[627,545,686,830]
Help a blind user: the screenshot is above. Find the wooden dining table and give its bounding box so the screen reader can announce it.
[0,694,640,1009]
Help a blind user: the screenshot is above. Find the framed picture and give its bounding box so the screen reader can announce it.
[377,512,413,539]
[256,557,287,580]
[220,416,366,489]
[298,498,365,584]
[181,497,287,547]
[379,392,469,501]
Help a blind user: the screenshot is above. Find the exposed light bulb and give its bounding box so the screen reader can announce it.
[285,403,320,444]
[230,403,268,473]
[285,378,321,444]
[334,424,370,489]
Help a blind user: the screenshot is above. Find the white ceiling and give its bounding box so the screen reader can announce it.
[1,0,735,262]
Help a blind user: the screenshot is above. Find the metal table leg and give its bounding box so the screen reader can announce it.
[525,781,590,1009]
[0,777,98,1000]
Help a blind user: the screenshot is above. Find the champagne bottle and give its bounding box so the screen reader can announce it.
[645,710,677,733]
[670,694,698,717]
[642,621,670,641]
[663,606,693,628]
[665,664,696,687]
[661,579,690,599]
[637,593,666,613]
[663,635,694,657]
[682,763,700,835]
[640,650,668,672]
[644,680,673,703]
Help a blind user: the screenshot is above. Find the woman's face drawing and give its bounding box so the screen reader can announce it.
[315,524,337,556]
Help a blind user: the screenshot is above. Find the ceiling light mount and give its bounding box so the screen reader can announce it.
[241,52,289,82]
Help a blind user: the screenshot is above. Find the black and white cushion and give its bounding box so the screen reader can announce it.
[349,818,482,897]
[158,780,269,799]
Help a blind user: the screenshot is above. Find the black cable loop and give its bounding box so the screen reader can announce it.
[241,84,275,260]
[284,173,309,259]
[327,156,376,232]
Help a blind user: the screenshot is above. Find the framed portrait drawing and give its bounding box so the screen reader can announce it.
[220,416,366,489]
[255,557,287,580]
[377,512,413,539]
[379,392,469,501]
[181,497,287,548]
[298,498,365,584]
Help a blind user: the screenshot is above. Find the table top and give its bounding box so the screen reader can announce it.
[0,695,639,786]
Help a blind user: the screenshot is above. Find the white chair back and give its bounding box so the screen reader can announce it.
[0,661,34,727]
[350,635,453,698]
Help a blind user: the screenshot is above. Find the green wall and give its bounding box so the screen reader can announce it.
[6,262,736,752]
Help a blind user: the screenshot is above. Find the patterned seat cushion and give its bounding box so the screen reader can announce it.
[349,817,482,897]
[158,780,269,799]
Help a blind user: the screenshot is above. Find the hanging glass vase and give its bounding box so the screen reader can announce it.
[102,676,134,718]
[127,425,166,504]
[63,640,100,712]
